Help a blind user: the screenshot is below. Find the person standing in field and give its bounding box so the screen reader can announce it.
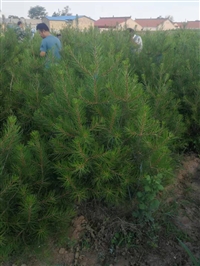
[15,21,26,41]
[17,21,23,28]
[127,28,143,53]
[36,23,62,68]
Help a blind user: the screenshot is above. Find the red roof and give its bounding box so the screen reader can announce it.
[94,16,131,28]
[174,21,200,29]
[135,18,167,28]
[186,21,200,29]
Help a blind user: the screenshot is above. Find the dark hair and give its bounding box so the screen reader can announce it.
[127,28,134,33]
[17,21,22,26]
[36,23,49,32]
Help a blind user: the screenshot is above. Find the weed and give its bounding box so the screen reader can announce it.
[133,174,164,223]
[178,239,200,266]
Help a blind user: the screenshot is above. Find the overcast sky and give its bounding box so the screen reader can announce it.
[1,1,200,22]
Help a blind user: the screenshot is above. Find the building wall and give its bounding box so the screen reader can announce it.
[4,18,41,30]
[158,20,176,30]
[7,18,25,24]
[42,17,50,29]
[118,18,142,31]
[49,20,67,32]
[142,27,157,31]
[72,16,94,30]
[96,18,142,32]
[25,19,41,29]
[96,27,115,32]
[43,17,94,32]
[99,28,110,32]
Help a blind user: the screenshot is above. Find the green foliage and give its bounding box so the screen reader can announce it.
[33,44,174,204]
[0,27,199,260]
[28,5,48,19]
[133,174,164,222]
[52,5,71,17]
[0,117,75,260]
[131,29,200,152]
[110,231,136,251]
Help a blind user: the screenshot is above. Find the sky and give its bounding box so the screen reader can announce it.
[1,0,200,22]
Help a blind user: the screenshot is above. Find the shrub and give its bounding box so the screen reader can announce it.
[0,27,199,259]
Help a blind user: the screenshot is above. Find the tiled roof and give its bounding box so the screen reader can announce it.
[135,18,167,28]
[174,21,200,29]
[186,20,200,29]
[94,16,131,28]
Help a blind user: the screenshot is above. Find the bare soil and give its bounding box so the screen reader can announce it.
[8,154,200,266]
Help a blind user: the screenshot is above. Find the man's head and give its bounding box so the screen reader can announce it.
[17,21,23,28]
[36,23,50,38]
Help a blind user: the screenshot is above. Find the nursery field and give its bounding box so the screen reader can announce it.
[0,27,200,265]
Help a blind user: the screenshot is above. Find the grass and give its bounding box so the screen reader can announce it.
[178,239,200,266]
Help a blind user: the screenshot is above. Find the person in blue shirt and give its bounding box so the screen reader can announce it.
[36,23,61,68]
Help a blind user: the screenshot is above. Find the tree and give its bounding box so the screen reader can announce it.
[52,6,72,17]
[157,16,164,19]
[52,10,61,17]
[165,15,174,22]
[8,15,19,19]
[62,5,72,16]
[28,5,48,19]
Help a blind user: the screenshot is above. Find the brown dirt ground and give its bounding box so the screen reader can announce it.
[7,154,200,266]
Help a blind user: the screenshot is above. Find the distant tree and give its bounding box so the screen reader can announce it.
[157,16,164,19]
[8,15,19,19]
[28,5,48,19]
[52,6,72,17]
[165,15,174,22]
[52,10,61,17]
[61,6,72,16]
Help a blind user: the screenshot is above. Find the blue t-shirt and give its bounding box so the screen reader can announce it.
[40,35,61,67]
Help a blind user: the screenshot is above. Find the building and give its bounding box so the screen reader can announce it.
[185,20,200,29]
[135,18,176,31]
[42,15,94,32]
[94,16,142,31]
[5,17,41,29]
[174,20,200,30]
[173,22,185,29]
[25,19,42,29]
